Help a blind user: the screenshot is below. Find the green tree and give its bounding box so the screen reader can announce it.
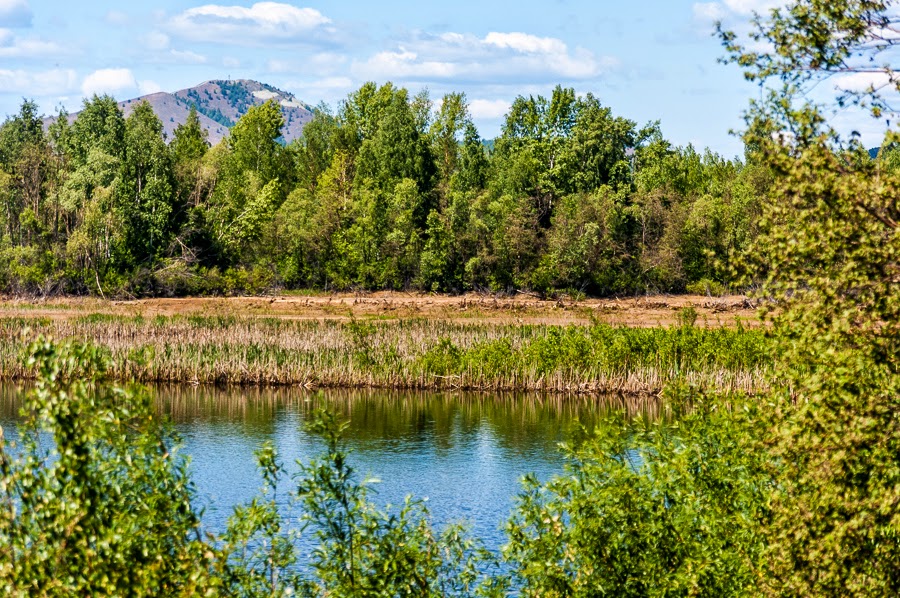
[537,187,637,294]
[337,81,397,154]
[453,122,489,193]
[209,100,289,264]
[0,99,44,167]
[295,411,501,597]
[723,1,900,594]
[118,101,177,267]
[430,92,471,192]
[556,94,637,194]
[170,106,209,167]
[228,100,287,184]
[355,86,436,198]
[0,100,48,247]
[62,149,123,295]
[69,95,125,167]
[293,104,337,194]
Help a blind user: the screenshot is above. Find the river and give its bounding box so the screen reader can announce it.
[0,383,657,554]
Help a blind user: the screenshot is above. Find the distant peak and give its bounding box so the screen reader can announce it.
[52,78,315,148]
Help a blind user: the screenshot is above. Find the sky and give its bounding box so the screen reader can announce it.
[0,0,883,156]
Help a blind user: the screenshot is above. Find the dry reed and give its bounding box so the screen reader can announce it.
[0,314,774,396]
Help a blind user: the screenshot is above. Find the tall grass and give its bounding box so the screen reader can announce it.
[0,314,774,394]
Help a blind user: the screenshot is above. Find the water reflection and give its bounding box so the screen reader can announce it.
[0,382,661,552]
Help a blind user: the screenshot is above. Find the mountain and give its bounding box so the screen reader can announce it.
[67,79,316,146]
[120,91,229,145]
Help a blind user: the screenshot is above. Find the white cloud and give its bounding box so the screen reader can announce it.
[469,98,511,120]
[830,108,893,148]
[267,59,292,73]
[722,0,786,16]
[351,31,615,84]
[223,56,240,68]
[81,68,138,97]
[303,76,353,90]
[169,49,207,64]
[357,50,457,79]
[105,10,129,26]
[693,2,727,23]
[0,31,63,57]
[138,31,207,64]
[0,0,32,28]
[0,68,77,96]
[138,80,162,95]
[169,2,332,44]
[265,57,342,75]
[694,0,787,24]
[484,32,566,55]
[284,76,354,104]
[142,31,170,51]
[833,70,898,93]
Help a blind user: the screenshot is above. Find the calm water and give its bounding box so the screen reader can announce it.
[0,383,658,553]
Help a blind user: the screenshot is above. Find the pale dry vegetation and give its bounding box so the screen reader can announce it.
[0,301,771,394]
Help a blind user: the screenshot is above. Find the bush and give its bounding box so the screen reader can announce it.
[504,389,770,597]
[686,278,727,297]
[0,338,217,595]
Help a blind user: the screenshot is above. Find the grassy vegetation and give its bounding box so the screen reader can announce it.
[0,313,774,394]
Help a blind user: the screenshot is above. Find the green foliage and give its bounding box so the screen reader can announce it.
[538,187,637,294]
[171,107,209,167]
[415,321,771,383]
[0,81,768,297]
[0,338,507,595]
[227,100,287,183]
[69,95,126,167]
[295,410,502,597]
[0,338,217,596]
[219,442,306,597]
[738,121,900,596]
[0,333,779,597]
[355,85,436,196]
[118,101,177,265]
[208,101,291,266]
[685,278,727,297]
[721,1,900,595]
[7,2,900,596]
[505,390,770,597]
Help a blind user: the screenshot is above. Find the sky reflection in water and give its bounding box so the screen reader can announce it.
[0,383,658,554]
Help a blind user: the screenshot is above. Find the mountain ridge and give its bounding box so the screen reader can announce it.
[64,79,316,146]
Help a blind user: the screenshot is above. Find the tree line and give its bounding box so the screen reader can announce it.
[0,84,771,297]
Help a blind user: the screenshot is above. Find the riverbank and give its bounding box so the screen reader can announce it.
[0,303,772,394]
[0,292,759,327]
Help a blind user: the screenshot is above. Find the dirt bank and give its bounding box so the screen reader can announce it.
[0,293,759,328]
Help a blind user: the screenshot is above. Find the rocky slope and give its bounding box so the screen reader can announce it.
[71,79,316,146]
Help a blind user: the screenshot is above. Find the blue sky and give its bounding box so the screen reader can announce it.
[0,0,873,156]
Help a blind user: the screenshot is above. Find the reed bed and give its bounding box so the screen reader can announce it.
[0,314,774,395]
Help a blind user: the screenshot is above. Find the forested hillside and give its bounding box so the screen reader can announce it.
[1,82,774,297]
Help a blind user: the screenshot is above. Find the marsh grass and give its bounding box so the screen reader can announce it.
[0,315,774,394]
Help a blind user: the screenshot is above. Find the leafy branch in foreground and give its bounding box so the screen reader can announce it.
[219,442,307,597]
[0,338,218,596]
[504,387,771,597]
[294,409,505,597]
[724,1,900,595]
[0,337,508,597]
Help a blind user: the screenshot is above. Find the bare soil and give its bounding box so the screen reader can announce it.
[0,293,760,328]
